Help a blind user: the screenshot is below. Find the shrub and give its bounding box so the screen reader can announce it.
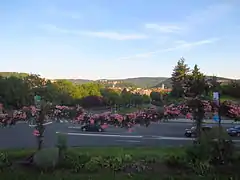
[56,134,68,160]
[84,156,103,172]
[33,148,59,170]
[186,126,235,165]
[164,154,186,168]
[61,152,91,172]
[0,152,11,170]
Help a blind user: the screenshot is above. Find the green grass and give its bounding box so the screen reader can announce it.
[0,147,238,180]
[220,95,240,102]
[0,170,229,180]
[2,147,185,160]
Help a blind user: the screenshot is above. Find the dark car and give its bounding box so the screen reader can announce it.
[185,125,212,137]
[227,126,240,137]
[81,124,104,132]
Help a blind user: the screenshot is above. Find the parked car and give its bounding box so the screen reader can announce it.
[227,126,240,137]
[81,124,104,132]
[185,125,212,137]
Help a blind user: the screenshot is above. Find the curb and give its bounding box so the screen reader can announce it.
[166,120,235,124]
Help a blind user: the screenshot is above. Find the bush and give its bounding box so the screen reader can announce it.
[56,134,68,160]
[84,156,103,172]
[33,148,59,170]
[186,127,235,165]
[164,154,186,168]
[61,152,91,172]
[0,152,11,170]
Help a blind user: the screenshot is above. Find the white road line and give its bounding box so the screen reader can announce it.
[153,137,194,141]
[56,132,240,143]
[68,126,82,129]
[116,140,141,143]
[56,132,143,138]
[29,121,53,127]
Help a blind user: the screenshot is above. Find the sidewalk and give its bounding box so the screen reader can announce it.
[167,118,238,124]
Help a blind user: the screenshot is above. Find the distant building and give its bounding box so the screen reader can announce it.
[161,84,165,89]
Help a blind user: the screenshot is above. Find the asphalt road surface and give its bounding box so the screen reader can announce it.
[0,121,239,149]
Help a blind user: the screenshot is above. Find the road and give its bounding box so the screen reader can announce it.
[0,121,238,149]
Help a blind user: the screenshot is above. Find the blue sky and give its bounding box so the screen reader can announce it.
[0,0,239,80]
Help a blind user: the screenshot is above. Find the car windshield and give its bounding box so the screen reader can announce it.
[234,126,240,129]
[191,127,196,130]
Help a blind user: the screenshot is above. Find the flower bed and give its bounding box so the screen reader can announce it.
[1,100,240,127]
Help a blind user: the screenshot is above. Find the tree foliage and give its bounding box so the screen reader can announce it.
[0,74,150,109]
[171,58,190,98]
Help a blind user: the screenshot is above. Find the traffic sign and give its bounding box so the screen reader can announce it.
[213,115,219,122]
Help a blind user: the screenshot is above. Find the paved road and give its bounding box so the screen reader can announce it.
[0,121,238,149]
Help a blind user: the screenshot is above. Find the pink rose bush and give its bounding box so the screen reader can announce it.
[221,101,240,120]
[1,100,240,127]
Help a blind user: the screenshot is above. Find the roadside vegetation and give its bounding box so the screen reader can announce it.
[0,58,240,179]
[1,134,240,180]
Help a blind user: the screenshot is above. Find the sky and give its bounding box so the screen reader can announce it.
[0,0,240,80]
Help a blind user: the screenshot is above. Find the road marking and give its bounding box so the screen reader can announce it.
[68,126,82,129]
[56,132,143,138]
[56,132,240,143]
[153,136,194,141]
[116,140,141,143]
[29,121,53,127]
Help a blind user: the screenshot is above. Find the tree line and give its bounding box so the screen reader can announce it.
[1,58,239,109]
[0,74,151,109]
[169,58,240,99]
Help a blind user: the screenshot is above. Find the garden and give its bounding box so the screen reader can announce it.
[1,134,240,180]
[1,59,240,179]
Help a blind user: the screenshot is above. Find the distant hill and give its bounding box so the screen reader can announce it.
[58,79,92,84]
[0,72,238,88]
[153,76,236,88]
[64,77,168,88]
[0,72,29,78]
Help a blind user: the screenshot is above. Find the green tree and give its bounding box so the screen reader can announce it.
[184,64,206,97]
[171,58,190,98]
[184,64,206,143]
[150,91,161,101]
[120,88,132,107]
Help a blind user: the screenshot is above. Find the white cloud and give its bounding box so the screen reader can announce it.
[40,24,148,40]
[185,3,233,26]
[117,38,219,60]
[145,24,184,33]
[145,3,233,34]
[45,7,82,19]
[83,31,148,40]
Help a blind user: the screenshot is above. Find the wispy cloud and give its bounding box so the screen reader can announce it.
[145,24,184,33]
[117,38,219,60]
[45,7,82,19]
[145,3,233,34]
[40,24,148,40]
[185,3,233,26]
[83,31,148,40]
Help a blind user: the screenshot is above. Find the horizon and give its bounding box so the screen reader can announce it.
[0,0,240,79]
[1,71,239,81]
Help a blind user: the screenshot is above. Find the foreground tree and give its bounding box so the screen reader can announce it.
[171,58,190,98]
[35,101,51,150]
[184,64,206,143]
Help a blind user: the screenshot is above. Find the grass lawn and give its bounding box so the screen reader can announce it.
[0,147,239,180]
[117,107,139,114]
[220,95,240,103]
[117,104,151,114]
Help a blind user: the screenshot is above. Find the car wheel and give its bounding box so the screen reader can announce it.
[185,133,191,137]
[82,128,86,131]
[98,128,102,132]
